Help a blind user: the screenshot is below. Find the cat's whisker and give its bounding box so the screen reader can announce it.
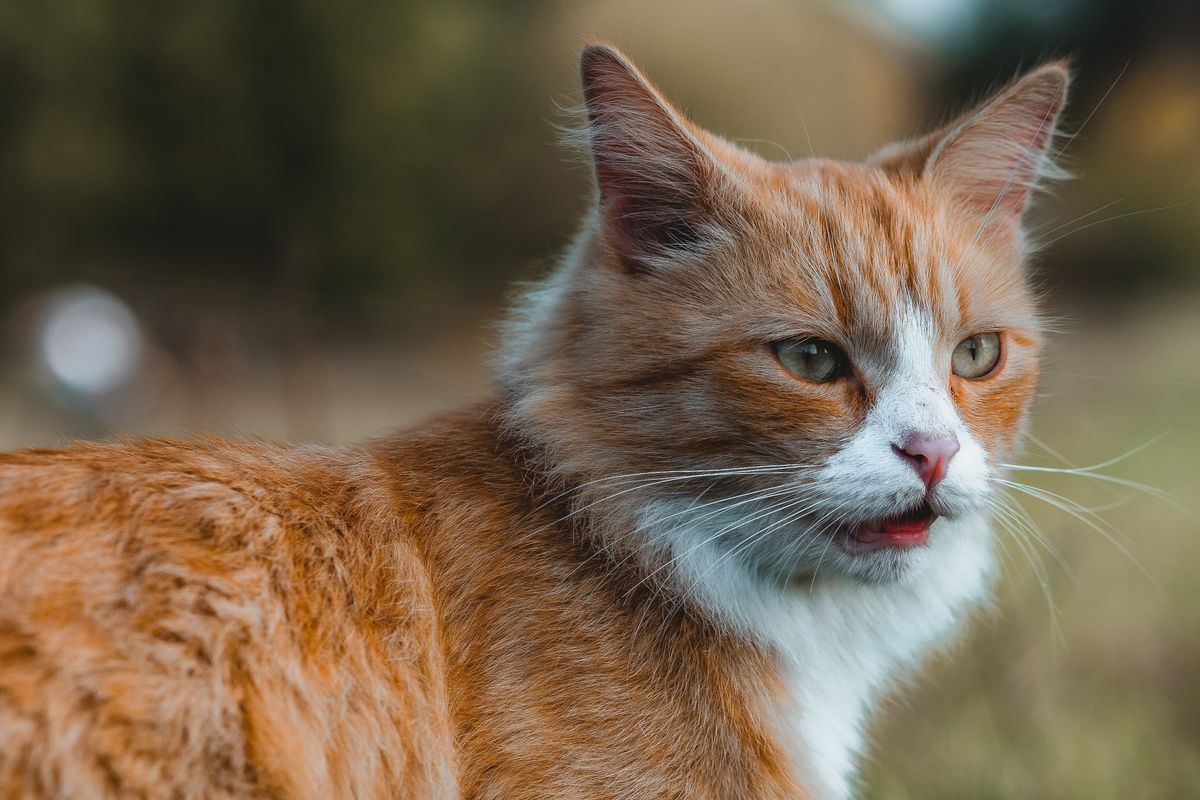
[655,498,824,617]
[987,493,1075,583]
[563,483,805,586]
[1034,200,1192,251]
[807,518,841,592]
[536,465,815,535]
[692,501,822,589]
[1003,465,1183,512]
[1079,493,1138,514]
[1028,196,1124,238]
[995,477,1162,592]
[627,493,819,600]
[984,498,1063,645]
[986,519,1022,587]
[688,498,823,591]
[791,504,871,585]
[986,497,1051,574]
[1023,431,1075,466]
[599,483,804,573]
[1054,373,1200,390]
[518,466,779,530]
[1009,431,1168,473]
[1002,433,1185,514]
[1001,491,1072,565]
[534,462,816,510]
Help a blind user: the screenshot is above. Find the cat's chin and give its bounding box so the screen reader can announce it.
[829,543,934,585]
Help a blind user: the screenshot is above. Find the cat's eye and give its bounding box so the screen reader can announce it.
[772,337,846,383]
[952,332,1002,379]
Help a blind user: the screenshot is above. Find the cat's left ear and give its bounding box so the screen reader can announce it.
[579,42,730,273]
[880,62,1071,244]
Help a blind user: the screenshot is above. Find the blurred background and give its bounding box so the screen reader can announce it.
[1,0,1197,796]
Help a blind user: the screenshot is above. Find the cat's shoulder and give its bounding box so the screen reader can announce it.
[0,432,462,797]
[0,401,518,558]
[0,436,359,543]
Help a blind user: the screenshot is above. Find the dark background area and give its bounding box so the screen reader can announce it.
[2,1,1197,334]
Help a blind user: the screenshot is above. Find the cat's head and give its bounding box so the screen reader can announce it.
[501,43,1068,585]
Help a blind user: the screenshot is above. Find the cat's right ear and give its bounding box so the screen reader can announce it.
[873,62,1070,247]
[579,42,723,273]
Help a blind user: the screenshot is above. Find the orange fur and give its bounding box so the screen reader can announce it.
[0,43,1069,799]
[0,422,801,798]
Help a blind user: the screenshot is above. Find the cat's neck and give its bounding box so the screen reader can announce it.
[629,496,996,798]
[491,408,998,796]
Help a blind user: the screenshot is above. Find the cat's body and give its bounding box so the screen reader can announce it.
[0,410,993,799]
[0,43,1069,799]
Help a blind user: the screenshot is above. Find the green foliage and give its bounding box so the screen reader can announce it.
[0,0,579,320]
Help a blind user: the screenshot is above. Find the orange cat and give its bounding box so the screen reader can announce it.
[0,43,1068,799]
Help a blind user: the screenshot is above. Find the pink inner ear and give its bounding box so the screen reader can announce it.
[937,119,1056,218]
[580,44,717,270]
[599,193,703,262]
[925,64,1070,239]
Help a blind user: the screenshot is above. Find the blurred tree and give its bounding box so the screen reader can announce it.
[0,0,577,328]
[0,0,1195,328]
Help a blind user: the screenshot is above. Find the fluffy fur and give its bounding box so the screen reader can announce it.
[0,43,1069,799]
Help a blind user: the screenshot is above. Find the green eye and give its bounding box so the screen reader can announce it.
[952,332,1002,379]
[772,337,846,383]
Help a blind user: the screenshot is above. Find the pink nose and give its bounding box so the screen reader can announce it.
[894,432,960,491]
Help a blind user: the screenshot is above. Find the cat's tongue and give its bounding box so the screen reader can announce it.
[852,504,935,550]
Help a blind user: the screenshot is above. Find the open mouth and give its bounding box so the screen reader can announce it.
[841,502,937,554]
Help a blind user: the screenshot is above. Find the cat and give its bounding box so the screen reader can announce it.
[0,41,1069,800]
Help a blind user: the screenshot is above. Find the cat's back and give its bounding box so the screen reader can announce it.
[0,435,458,799]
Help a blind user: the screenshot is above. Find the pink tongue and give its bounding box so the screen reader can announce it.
[881,516,930,535]
[856,527,928,547]
[854,511,933,548]
[883,529,929,546]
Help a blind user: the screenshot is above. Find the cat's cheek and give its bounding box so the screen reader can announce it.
[714,356,867,451]
[731,391,857,460]
[950,367,1039,458]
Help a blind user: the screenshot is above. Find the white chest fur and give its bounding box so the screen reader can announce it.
[776,517,993,798]
[641,503,995,799]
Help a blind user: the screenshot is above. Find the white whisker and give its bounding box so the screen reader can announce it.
[995,478,1161,593]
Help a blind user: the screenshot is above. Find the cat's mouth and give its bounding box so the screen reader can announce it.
[840,502,937,555]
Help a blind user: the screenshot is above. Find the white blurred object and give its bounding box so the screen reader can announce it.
[871,0,1084,48]
[38,286,142,396]
[875,0,979,42]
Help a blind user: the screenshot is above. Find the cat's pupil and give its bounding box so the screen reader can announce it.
[804,343,836,373]
[951,331,1002,379]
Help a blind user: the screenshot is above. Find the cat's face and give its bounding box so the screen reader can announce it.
[503,44,1067,584]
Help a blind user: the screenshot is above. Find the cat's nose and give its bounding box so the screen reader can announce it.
[893,432,960,491]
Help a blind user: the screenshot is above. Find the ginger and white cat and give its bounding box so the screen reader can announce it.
[0,42,1068,799]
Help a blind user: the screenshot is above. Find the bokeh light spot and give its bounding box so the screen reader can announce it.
[38,286,142,396]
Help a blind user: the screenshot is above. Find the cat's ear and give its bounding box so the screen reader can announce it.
[925,62,1071,242]
[873,62,1070,244]
[579,42,724,272]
